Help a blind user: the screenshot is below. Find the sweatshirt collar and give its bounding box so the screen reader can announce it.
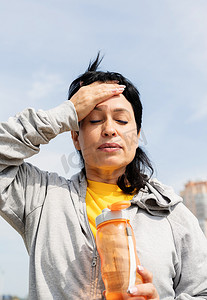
[131,178,182,216]
[71,172,182,217]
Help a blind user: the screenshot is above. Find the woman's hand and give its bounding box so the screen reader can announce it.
[69,81,125,121]
[102,266,159,300]
[128,265,159,300]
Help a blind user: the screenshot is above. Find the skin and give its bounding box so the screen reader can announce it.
[127,266,159,300]
[72,94,139,184]
[70,82,159,299]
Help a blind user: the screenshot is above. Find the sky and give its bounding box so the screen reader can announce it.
[0,0,207,297]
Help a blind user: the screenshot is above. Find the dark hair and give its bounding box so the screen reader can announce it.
[68,53,154,194]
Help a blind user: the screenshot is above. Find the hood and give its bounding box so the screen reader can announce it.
[70,172,182,217]
[131,178,183,216]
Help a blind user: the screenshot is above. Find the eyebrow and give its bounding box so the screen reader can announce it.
[94,107,131,114]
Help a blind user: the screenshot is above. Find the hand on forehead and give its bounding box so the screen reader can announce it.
[70,81,126,122]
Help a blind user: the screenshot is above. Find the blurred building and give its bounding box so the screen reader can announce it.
[2,296,26,300]
[180,180,207,237]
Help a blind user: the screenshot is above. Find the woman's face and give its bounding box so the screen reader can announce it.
[72,94,140,175]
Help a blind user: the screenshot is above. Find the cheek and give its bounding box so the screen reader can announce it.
[79,127,99,146]
[78,132,95,155]
[123,129,139,147]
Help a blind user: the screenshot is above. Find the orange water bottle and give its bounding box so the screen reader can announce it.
[95,201,144,300]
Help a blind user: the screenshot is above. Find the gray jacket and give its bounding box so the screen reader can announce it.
[0,101,207,300]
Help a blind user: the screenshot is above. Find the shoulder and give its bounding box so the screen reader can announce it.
[18,162,70,189]
[19,163,86,194]
[132,178,182,216]
[168,201,200,228]
[143,178,204,237]
[167,202,207,254]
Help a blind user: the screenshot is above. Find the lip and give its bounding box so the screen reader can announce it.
[97,143,122,152]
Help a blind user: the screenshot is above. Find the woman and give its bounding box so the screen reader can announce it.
[0,54,207,300]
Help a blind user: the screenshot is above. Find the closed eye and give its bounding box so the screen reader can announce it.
[90,120,102,123]
[90,120,128,124]
[116,120,128,124]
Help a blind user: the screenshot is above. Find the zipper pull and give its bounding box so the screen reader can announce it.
[91,255,97,267]
[91,252,98,267]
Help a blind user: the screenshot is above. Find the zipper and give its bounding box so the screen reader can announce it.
[91,250,98,267]
[83,202,96,247]
[83,202,99,298]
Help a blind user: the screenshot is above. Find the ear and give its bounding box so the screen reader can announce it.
[136,129,141,148]
[138,129,141,139]
[71,131,81,150]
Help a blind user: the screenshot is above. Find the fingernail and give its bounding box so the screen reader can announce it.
[128,286,138,295]
[119,85,126,88]
[111,87,125,93]
[137,265,144,272]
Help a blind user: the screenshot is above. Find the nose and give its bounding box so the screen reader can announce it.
[101,120,117,137]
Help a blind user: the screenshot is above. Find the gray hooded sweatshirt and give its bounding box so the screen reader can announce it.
[0,101,207,300]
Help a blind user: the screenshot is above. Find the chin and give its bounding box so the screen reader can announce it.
[97,160,128,170]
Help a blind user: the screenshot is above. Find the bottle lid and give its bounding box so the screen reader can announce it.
[95,201,131,228]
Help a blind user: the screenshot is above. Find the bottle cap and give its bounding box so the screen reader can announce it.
[95,201,131,228]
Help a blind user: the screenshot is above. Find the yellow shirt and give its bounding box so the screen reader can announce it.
[86,180,135,237]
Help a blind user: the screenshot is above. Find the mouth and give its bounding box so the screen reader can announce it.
[97,143,122,152]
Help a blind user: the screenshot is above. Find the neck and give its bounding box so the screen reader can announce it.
[85,165,126,184]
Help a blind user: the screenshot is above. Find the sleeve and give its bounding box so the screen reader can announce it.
[170,203,207,300]
[0,101,78,172]
[0,101,79,235]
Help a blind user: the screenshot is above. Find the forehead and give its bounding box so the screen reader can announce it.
[95,94,134,113]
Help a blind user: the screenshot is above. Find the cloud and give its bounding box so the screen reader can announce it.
[1,1,207,297]
[26,71,65,101]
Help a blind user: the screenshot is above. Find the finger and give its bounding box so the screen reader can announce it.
[83,81,125,95]
[87,81,119,88]
[137,265,153,283]
[82,83,125,100]
[88,80,119,86]
[129,283,159,299]
[69,83,125,121]
[127,297,145,300]
[103,290,145,300]
[93,84,126,101]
